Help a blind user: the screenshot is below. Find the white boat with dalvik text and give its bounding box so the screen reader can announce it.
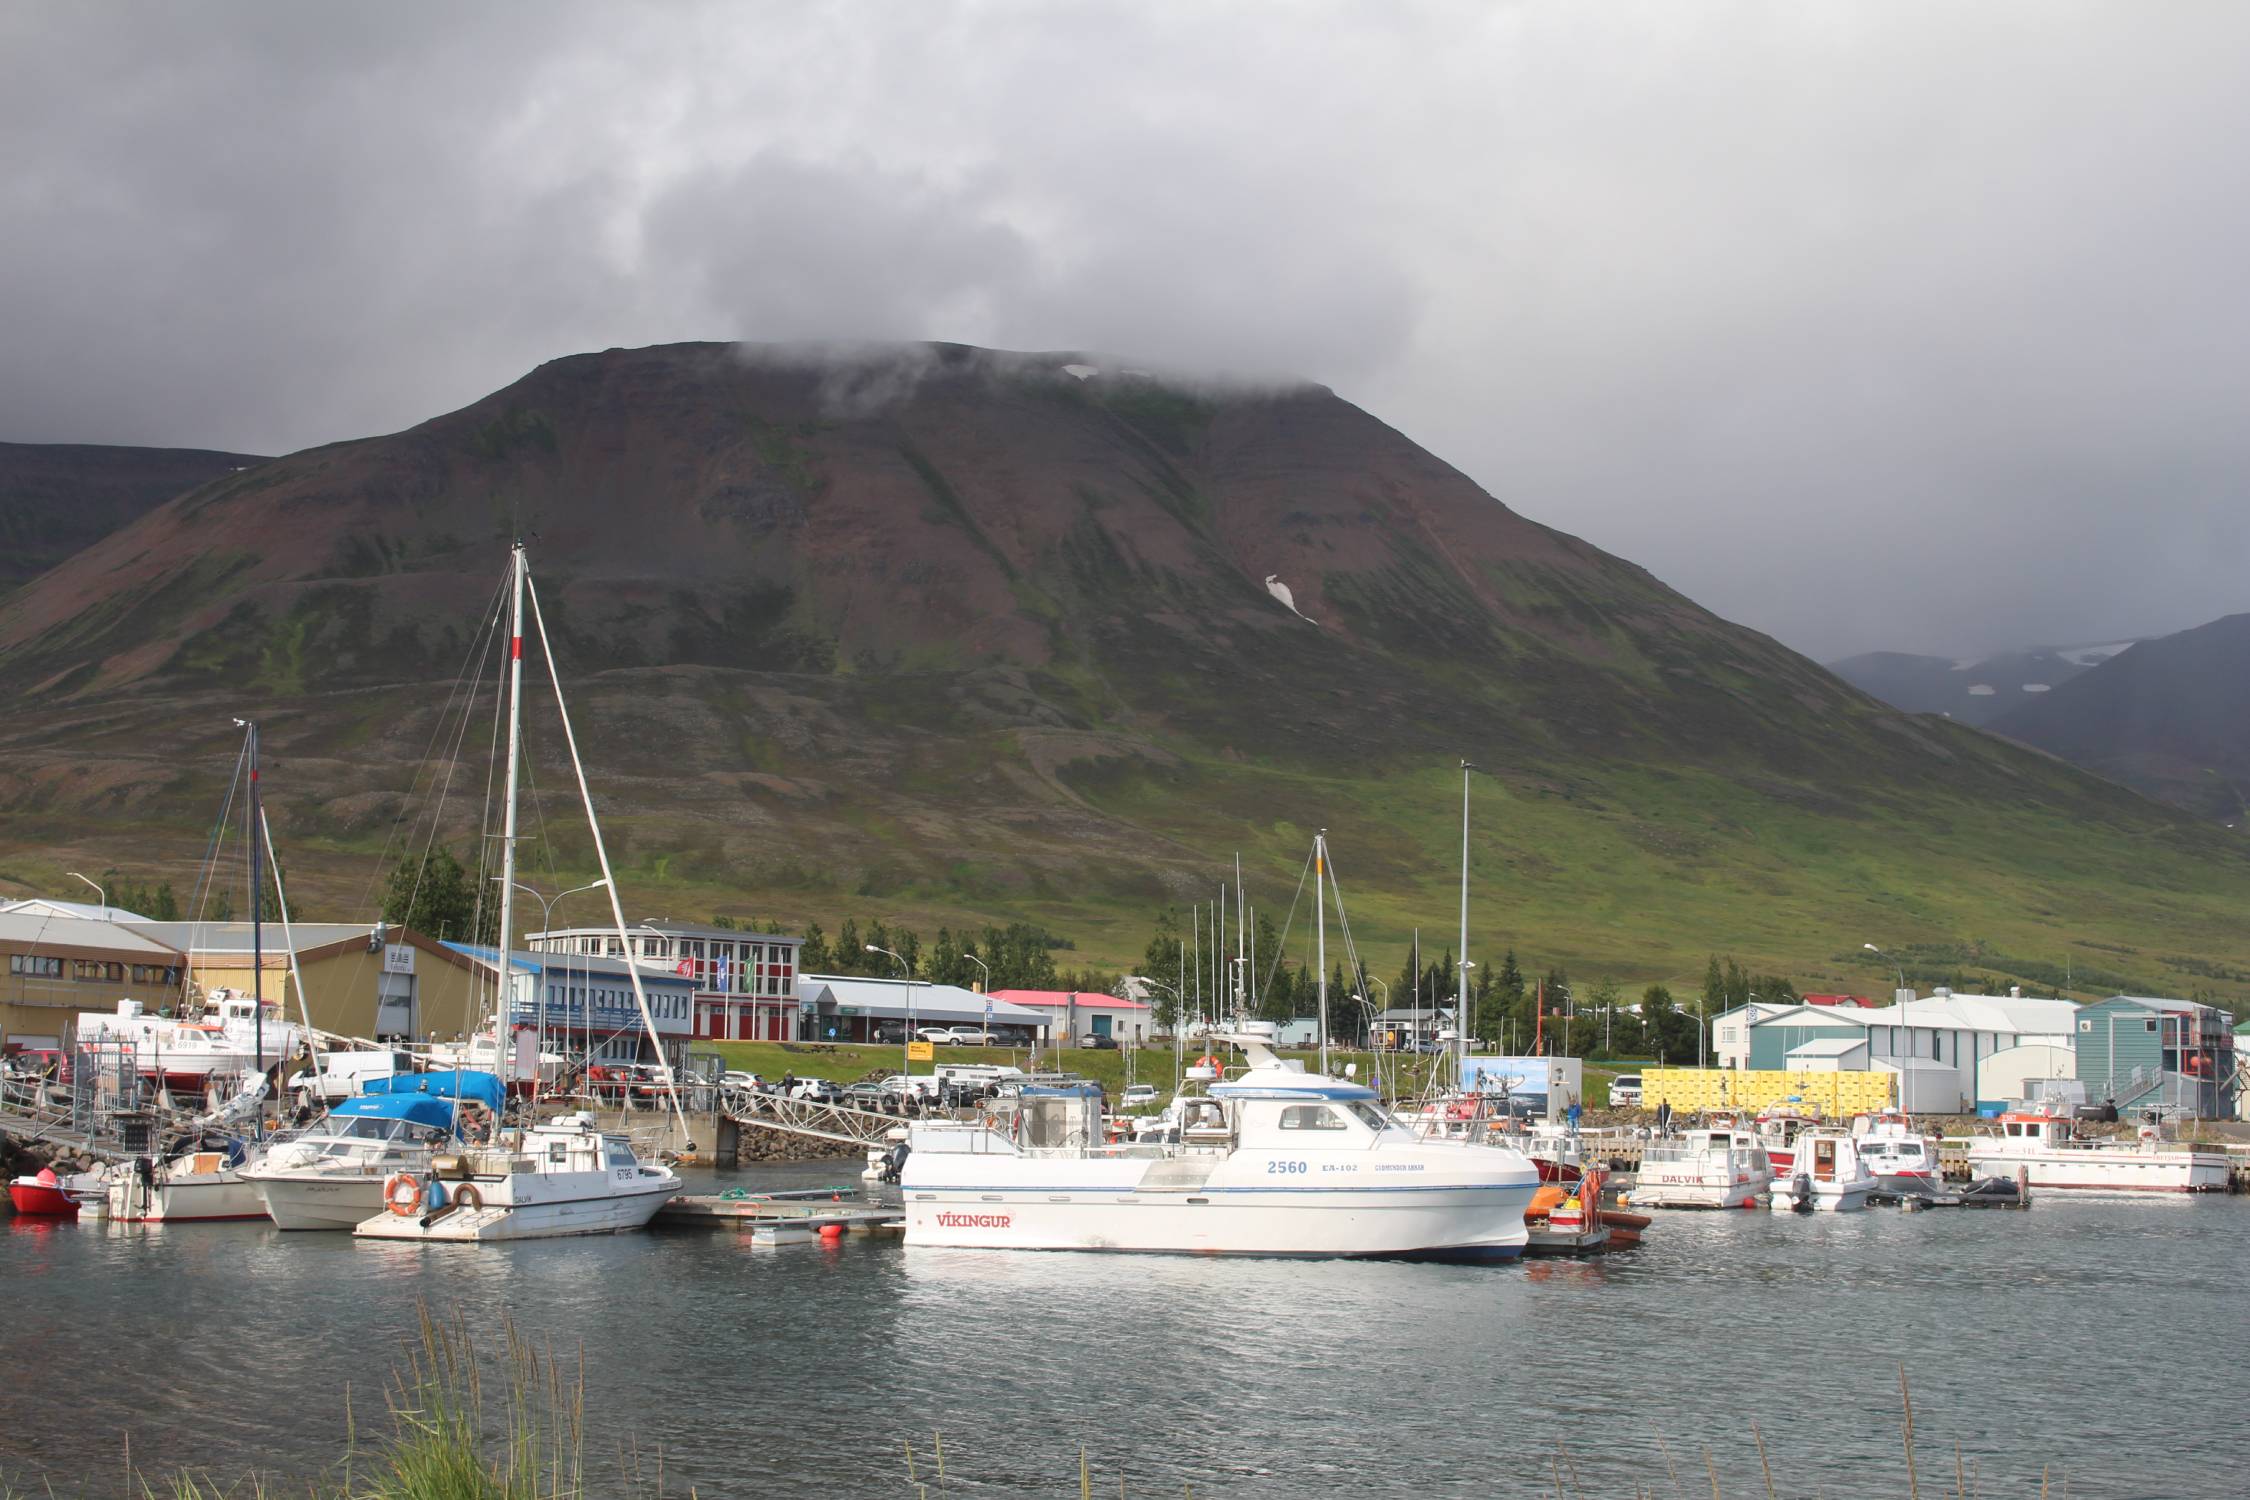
[900,1029,1541,1260]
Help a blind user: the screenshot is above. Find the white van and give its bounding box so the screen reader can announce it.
[288,1049,411,1105]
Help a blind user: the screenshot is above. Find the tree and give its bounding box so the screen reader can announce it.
[929,927,966,989]
[835,918,863,974]
[798,921,831,974]
[380,847,490,943]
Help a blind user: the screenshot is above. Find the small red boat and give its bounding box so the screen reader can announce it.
[8,1166,95,1217]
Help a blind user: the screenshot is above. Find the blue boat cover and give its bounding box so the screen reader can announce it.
[327,1093,461,1132]
[359,1069,506,1115]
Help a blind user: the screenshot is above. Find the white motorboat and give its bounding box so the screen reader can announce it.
[899,1031,1541,1260]
[241,1071,501,1230]
[1631,1127,1772,1209]
[1965,1107,2229,1193]
[1769,1130,1874,1212]
[353,1113,678,1242]
[76,991,307,1095]
[1851,1110,1941,1196]
[106,1143,267,1223]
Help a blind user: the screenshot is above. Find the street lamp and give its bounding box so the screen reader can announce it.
[867,944,913,1075]
[67,872,108,916]
[963,951,992,1041]
[1864,942,1907,994]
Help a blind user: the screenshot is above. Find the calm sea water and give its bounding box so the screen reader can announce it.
[2,1168,2243,1499]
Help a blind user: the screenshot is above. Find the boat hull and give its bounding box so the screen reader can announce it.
[354,1172,677,1242]
[8,1177,88,1216]
[107,1170,268,1223]
[901,1155,1536,1259]
[1962,1147,2228,1193]
[249,1172,390,1231]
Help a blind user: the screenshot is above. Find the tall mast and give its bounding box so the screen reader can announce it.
[496,543,526,1097]
[1315,831,1329,1077]
[1457,760,1471,1086]
[1234,855,1245,1022]
[247,718,263,1098]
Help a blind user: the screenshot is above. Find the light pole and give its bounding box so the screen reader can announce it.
[963,951,992,1041]
[67,872,107,916]
[1864,942,1906,995]
[868,944,913,1076]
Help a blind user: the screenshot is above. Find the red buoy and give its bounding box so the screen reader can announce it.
[819,1223,845,1243]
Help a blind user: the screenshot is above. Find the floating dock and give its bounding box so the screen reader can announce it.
[653,1188,903,1238]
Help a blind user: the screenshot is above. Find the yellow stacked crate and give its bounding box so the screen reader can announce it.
[1641,1068,1894,1116]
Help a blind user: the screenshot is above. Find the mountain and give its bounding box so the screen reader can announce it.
[1826,642,2136,728]
[1,341,2245,1002]
[0,441,268,597]
[1992,613,2250,822]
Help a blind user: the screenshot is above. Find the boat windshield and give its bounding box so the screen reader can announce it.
[326,1116,414,1143]
[1345,1100,1406,1133]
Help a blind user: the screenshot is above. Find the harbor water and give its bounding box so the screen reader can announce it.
[3,1167,2243,1498]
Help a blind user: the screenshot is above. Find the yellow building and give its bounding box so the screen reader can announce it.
[120,921,491,1044]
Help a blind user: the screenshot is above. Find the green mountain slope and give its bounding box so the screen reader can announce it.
[1,342,2244,1005]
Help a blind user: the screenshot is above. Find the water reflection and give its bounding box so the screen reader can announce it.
[1,1188,2244,1497]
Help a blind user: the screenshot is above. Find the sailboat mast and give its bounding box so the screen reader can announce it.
[1234,855,1245,1021]
[1315,831,1328,1077]
[496,544,527,1099]
[1457,760,1471,1086]
[247,718,263,1097]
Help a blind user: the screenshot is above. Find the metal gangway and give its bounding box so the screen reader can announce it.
[719,1086,913,1148]
[0,1039,165,1163]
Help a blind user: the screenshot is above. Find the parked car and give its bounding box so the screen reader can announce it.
[785,1078,843,1104]
[1607,1074,1643,1108]
[1121,1083,1161,1108]
[935,1027,993,1046]
[1079,1033,1119,1050]
[841,1081,893,1108]
[914,1027,955,1044]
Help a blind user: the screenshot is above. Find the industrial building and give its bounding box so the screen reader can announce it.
[125,920,487,1044]
[2073,995,2240,1117]
[1,910,183,1052]
[988,989,1153,1045]
[1741,989,2080,1112]
[795,975,1047,1044]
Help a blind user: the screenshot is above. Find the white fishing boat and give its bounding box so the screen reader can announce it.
[1769,1130,1874,1212]
[351,544,688,1243]
[1965,1107,2229,1193]
[1851,1110,1941,1196]
[242,1072,501,1230]
[900,1029,1540,1260]
[105,1142,267,1223]
[75,992,307,1096]
[1631,1127,1772,1209]
[355,1113,678,1242]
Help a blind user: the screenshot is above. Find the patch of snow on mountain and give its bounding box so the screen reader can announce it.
[1967,684,1997,696]
[2057,642,2135,667]
[2021,683,2051,692]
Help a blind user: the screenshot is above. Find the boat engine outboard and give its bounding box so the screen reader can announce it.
[879,1140,910,1185]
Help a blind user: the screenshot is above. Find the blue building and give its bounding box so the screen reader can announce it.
[2073,995,2238,1117]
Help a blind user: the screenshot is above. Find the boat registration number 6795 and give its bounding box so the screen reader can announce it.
[1266,1160,1307,1175]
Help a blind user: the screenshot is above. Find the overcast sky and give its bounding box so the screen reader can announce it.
[5,1,2247,660]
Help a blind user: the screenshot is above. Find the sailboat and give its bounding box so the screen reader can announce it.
[357,543,680,1242]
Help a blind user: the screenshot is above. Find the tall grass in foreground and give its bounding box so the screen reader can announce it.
[5,1305,648,1500]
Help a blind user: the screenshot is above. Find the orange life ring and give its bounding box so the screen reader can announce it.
[383,1173,423,1216]
[1196,1055,1221,1074]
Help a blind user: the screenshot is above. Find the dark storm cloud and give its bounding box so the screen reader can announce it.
[3,1,2247,660]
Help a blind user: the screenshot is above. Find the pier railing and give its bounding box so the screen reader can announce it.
[719,1086,910,1148]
